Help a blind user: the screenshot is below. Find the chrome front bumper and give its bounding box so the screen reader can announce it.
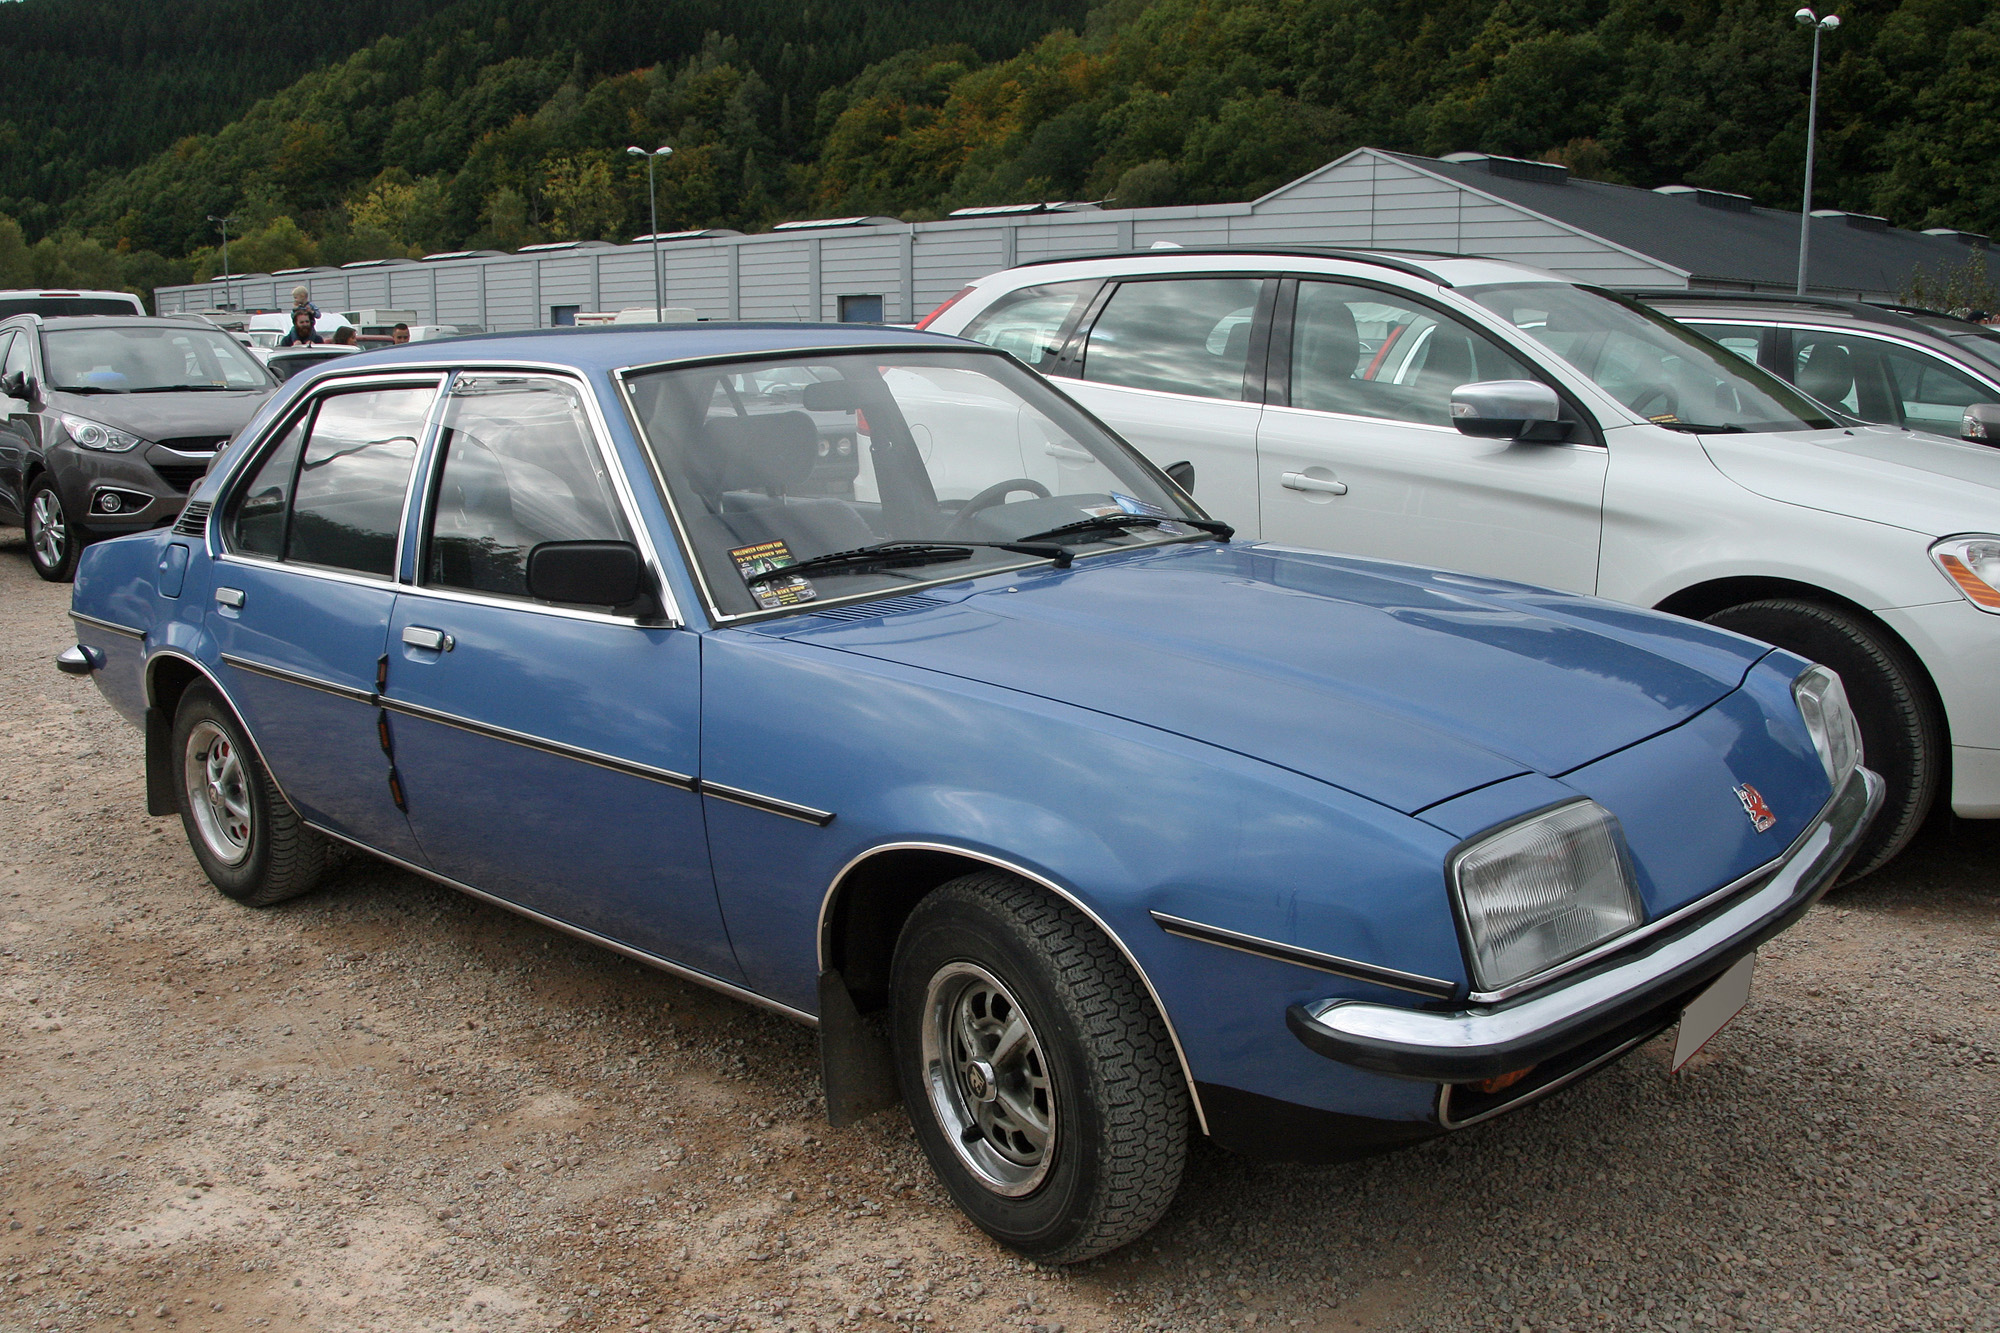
[1287,766,1883,1083]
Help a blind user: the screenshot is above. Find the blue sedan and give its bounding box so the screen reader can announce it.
[59,325,1880,1261]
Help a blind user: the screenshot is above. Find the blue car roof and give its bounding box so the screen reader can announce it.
[348,322,971,374]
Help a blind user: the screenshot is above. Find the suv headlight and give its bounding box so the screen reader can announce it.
[58,413,144,453]
[1450,800,1642,994]
[1930,535,2000,613]
[1792,664,1863,787]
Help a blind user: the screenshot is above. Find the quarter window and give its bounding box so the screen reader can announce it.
[3,329,31,382]
[424,378,630,600]
[228,415,307,558]
[1291,281,1531,427]
[1082,278,1263,400]
[958,280,1099,370]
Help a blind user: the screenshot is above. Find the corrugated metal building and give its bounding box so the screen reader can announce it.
[157,146,1991,326]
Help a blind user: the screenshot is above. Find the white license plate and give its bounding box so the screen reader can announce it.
[1671,953,1756,1071]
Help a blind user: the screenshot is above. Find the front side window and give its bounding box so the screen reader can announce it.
[424,377,631,600]
[1788,332,1885,418]
[1290,281,1532,427]
[1872,341,1996,435]
[226,386,433,577]
[1680,322,1764,366]
[1081,277,1264,400]
[624,350,1205,617]
[1466,283,1837,433]
[42,324,270,393]
[958,280,1099,370]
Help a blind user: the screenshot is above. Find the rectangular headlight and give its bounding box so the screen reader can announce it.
[1792,664,1862,788]
[1451,800,1643,994]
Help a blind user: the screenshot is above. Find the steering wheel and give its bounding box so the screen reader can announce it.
[944,478,1051,535]
[1628,385,1678,420]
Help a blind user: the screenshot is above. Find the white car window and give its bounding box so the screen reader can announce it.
[1081,278,1262,401]
[1291,281,1530,427]
[958,281,1097,370]
[1872,340,1996,435]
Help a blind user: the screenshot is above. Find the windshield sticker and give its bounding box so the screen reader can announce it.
[730,539,819,610]
[1080,503,1125,518]
[1111,492,1169,518]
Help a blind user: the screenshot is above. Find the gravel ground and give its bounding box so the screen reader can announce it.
[3,528,1998,1333]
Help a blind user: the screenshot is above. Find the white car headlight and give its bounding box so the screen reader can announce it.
[1451,800,1642,994]
[1792,664,1863,787]
[1930,535,2000,614]
[59,413,144,453]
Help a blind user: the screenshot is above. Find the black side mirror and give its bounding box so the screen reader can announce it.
[1449,380,1573,442]
[801,380,861,412]
[526,540,647,607]
[1962,403,2000,445]
[1164,460,1195,494]
[2,370,31,401]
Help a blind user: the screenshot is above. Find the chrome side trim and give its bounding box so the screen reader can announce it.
[817,840,1210,1135]
[1434,1028,1655,1129]
[377,696,696,790]
[303,821,816,1027]
[1150,911,1457,999]
[69,611,145,640]
[699,781,835,826]
[219,653,377,705]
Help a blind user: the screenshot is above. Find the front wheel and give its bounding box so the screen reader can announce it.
[890,872,1188,1263]
[1704,598,1944,879]
[171,686,333,906]
[25,475,81,582]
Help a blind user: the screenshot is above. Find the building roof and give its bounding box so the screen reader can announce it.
[1386,152,1983,299]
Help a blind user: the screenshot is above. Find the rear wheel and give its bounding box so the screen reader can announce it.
[171,686,332,906]
[890,871,1188,1263]
[1704,598,1943,879]
[25,475,81,582]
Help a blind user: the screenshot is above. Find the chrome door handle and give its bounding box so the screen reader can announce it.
[1281,472,1348,496]
[214,586,245,608]
[402,626,454,652]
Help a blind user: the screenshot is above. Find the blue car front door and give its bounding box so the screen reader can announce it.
[377,374,740,982]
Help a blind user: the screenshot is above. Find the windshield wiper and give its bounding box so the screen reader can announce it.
[1015,513,1234,544]
[128,384,239,393]
[49,384,121,394]
[743,539,1071,586]
[1653,421,1748,434]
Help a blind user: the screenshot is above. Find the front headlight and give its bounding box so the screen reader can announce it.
[1451,800,1642,994]
[58,413,144,453]
[1930,535,2000,613]
[1793,664,1863,787]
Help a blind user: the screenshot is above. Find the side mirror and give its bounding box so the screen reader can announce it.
[1449,380,1573,442]
[1164,460,1195,494]
[2,370,32,401]
[526,540,646,607]
[1962,403,2000,445]
[802,380,861,412]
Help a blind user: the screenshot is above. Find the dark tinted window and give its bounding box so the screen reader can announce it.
[1291,281,1532,426]
[286,388,432,578]
[426,378,629,600]
[227,415,307,558]
[1082,278,1263,400]
[959,280,1099,369]
[0,297,139,319]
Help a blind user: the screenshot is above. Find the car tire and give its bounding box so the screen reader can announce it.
[24,474,82,583]
[171,686,332,906]
[889,871,1188,1263]
[1704,598,1943,879]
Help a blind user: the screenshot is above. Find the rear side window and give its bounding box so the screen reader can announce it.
[1290,281,1531,427]
[228,416,307,557]
[1082,278,1263,401]
[424,378,630,601]
[958,281,1098,370]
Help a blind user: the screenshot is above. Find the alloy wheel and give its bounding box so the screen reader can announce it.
[29,488,66,572]
[183,720,253,867]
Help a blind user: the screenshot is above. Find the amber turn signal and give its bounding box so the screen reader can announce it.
[1468,1066,1536,1095]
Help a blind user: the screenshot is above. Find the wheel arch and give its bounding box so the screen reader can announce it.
[818,840,1209,1134]
[142,650,296,817]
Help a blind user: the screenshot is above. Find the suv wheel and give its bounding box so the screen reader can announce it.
[1705,599,1943,879]
[25,475,81,582]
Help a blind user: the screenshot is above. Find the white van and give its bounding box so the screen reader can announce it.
[0,289,144,318]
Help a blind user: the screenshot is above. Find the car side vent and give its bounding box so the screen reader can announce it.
[810,595,948,623]
[172,500,212,537]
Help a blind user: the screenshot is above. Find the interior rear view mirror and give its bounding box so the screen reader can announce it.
[1165,460,1195,494]
[1450,380,1573,443]
[802,380,861,412]
[527,540,646,607]
[1962,403,2000,445]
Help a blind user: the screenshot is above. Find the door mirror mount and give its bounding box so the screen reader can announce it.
[1961,403,2000,445]
[526,540,651,610]
[1450,380,1573,442]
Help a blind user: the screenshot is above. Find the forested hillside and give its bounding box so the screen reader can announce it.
[3,0,1995,305]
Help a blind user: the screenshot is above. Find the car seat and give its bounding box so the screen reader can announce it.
[1794,341,1857,409]
[692,410,878,558]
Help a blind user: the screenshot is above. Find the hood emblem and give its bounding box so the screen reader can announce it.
[1735,783,1777,833]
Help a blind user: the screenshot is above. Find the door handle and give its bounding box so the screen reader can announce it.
[402,626,454,652]
[1043,442,1095,462]
[214,586,245,608]
[1281,472,1348,496]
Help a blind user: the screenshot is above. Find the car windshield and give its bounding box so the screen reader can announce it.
[1950,334,2000,372]
[625,349,1206,615]
[1463,283,1838,432]
[44,324,271,392]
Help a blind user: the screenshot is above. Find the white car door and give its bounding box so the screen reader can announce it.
[1254,278,1607,593]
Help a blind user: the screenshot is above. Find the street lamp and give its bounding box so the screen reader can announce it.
[626,145,674,318]
[207,214,235,285]
[1793,8,1840,296]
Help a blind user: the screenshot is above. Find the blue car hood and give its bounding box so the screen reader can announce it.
[780,543,1772,814]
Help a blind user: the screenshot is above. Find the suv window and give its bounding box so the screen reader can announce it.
[1081,278,1263,401]
[424,378,631,601]
[958,281,1098,370]
[226,386,432,577]
[1290,281,1531,427]
[3,329,31,383]
[1682,322,1764,365]
[1872,341,1995,435]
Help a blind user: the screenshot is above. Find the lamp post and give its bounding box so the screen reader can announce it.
[626,145,674,318]
[207,214,235,289]
[1793,8,1840,296]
